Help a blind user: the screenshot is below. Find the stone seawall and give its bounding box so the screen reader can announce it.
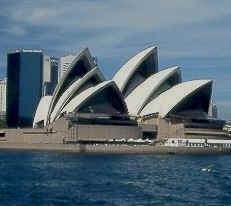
[1,128,231,154]
[0,142,231,155]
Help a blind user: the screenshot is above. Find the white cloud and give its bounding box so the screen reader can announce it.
[6,0,231,30]
[7,26,26,36]
[2,0,230,59]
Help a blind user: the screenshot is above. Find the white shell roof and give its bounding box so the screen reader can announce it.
[60,80,127,116]
[125,66,180,115]
[47,48,95,125]
[57,48,95,93]
[140,80,212,118]
[33,96,52,128]
[113,46,157,92]
[49,67,105,123]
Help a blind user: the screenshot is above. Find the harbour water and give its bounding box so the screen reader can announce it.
[0,150,231,205]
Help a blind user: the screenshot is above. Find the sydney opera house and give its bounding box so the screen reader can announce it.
[33,46,226,142]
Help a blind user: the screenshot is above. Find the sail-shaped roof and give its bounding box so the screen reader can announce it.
[46,48,96,125]
[140,80,212,118]
[49,67,105,123]
[59,80,128,117]
[113,46,158,97]
[125,66,181,115]
[33,96,52,128]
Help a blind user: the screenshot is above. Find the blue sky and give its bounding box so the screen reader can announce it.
[0,0,230,120]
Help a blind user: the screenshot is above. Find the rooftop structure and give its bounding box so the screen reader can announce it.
[9,49,43,54]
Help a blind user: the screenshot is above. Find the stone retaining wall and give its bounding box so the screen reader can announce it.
[0,142,231,155]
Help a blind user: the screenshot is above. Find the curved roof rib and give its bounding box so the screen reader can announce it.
[59,80,128,117]
[33,96,52,128]
[49,67,105,123]
[47,48,96,125]
[125,66,181,115]
[140,80,212,118]
[113,46,158,97]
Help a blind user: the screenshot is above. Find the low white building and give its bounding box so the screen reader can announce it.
[164,138,231,148]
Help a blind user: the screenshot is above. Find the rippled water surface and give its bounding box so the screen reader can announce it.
[0,150,231,205]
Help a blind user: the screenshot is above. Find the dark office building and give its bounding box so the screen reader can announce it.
[7,49,43,127]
